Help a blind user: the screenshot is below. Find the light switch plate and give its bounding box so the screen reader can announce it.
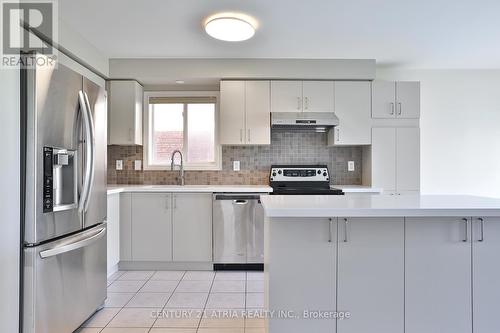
[233,161,240,171]
[116,160,123,170]
[348,161,355,172]
[134,160,142,171]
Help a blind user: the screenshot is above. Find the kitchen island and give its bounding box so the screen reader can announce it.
[260,194,500,333]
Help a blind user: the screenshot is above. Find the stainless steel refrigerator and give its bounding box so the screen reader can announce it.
[21,54,108,333]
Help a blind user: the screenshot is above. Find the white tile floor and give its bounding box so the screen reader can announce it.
[75,270,266,333]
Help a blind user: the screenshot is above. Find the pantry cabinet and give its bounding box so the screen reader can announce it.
[172,193,212,262]
[337,217,404,333]
[372,81,420,119]
[108,80,143,145]
[371,127,420,194]
[131,193,173,261]
[328,81,371,145]
[220,80,270,145]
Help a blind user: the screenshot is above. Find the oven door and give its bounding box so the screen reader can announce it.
[23,224,107,333]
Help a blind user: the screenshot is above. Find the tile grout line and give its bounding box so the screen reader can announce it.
[197,271,216,332]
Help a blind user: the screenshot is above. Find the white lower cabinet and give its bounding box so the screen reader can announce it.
[405,217,472,333]
[337,217,404,333]
[131,193,173,261]
[172,193,212,262]
[472,217,500,333]
[106,193,120,275]
[268,218,337,333]
[120,192,213,263]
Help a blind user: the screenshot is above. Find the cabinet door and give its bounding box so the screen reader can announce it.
[119,193,132,261]
[371,128,396,192]
[396,128,420,192]
[372,81,396,118]
[271,81,303,113]
[302,81,334,113]
[405,217,472,333]
[131,193,172,261]
[106,193,120,274]
[220,81,246,144]
[337,217,404,333]
[109,80,143,145]
[472,217,500,333]
[268,218,336,333]
[245,81,271,144]
[396,82,420,118]
[331,81,371,145]
[172,193,212,262]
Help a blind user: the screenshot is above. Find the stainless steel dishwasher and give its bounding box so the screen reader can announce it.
[213,193,265,269]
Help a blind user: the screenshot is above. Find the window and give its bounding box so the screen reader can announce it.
[144,92,220,170]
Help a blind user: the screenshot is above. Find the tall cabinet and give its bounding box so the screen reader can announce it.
[371,127,420,194]
[372,81,420,119]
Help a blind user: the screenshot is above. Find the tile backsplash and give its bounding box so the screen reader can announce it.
[108,131,362,185]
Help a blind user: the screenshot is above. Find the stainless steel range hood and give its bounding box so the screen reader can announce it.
[271,112,339,131]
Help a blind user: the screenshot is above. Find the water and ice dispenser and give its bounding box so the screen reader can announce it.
[43,147,78,212]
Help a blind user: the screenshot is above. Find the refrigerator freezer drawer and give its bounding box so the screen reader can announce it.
[23,224,107,333]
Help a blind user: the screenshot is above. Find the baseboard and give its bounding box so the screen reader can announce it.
[118,261,214,271]
[214,263,264,271]
[107,263,119,278]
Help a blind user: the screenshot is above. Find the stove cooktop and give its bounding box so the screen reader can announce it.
[269,164,344,195]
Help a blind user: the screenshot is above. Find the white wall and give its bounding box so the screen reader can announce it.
[0,69,20,332]
[377,68,500,198]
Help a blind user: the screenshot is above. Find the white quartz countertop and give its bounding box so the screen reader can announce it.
[107,184,273,195]
[331,185,384,193]
[260,194,500,217]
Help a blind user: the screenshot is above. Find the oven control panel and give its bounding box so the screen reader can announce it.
[270,166,329,182]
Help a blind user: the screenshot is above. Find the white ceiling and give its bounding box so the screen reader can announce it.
[60,0,500,68]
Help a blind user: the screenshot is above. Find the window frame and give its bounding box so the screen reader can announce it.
[143,91,221,171]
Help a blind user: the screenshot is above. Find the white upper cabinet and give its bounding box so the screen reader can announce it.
[328,81,371,145]
[371,127,420,194]
[220,80,270,145]
[245,81,271,144]
[302,81,334,112]
[372,81,420,119]
[220,81,246,144]
[396,81,420,118]
[270,81,303,113]
[109,80,143,145]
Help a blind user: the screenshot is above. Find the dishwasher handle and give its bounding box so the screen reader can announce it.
[214,194,263,201]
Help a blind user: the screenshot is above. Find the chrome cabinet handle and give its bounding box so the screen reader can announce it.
[297,97,301,110]
[343,218,348,242]
[462,218,469,242]
[328,218,333,243]
[337,128,341,142]
[478,218,485,242]
[305,97,309,110]
[165,196,170,210]
[240,129,243,143]
[248,129,251,142]
[397,102,402,116]
[390,102,395,115]
[173,196,177,209]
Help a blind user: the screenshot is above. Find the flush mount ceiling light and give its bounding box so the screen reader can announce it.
[204,12,257,42]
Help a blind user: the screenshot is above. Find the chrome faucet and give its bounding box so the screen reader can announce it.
[170,150,185,186]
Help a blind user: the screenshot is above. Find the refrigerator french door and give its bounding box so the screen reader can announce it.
[22,53,107,333]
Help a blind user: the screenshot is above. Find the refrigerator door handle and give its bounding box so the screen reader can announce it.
[78,91,95,213]
[39,226,106,259]
[83,92,96,213]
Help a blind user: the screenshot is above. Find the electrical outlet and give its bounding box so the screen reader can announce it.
[233,161,240,171]
[348,161,355,172]
[116,160,123,170]
[134,160,142,171]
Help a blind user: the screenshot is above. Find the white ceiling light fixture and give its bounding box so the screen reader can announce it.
[204,12,257,42]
